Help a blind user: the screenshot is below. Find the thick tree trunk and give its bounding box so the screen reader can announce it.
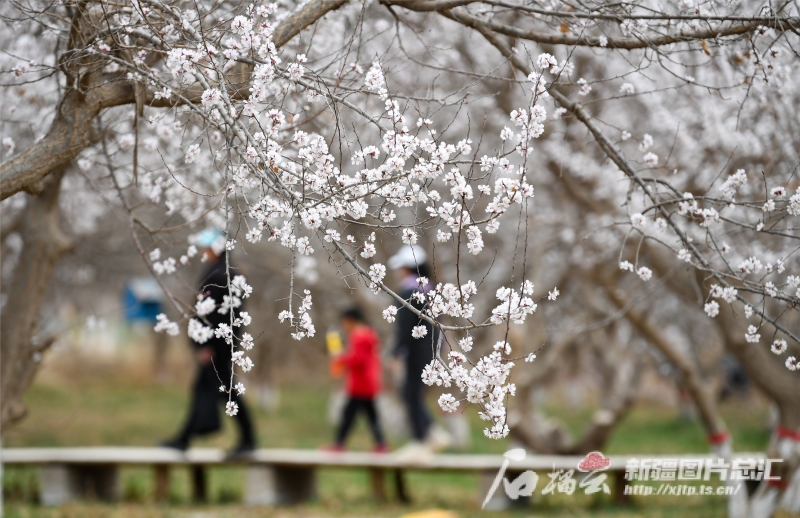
[508,352,641,454]
[714,302,800,517]
[508,319,643,455]
[0,87,105,200]
[1,170,71,429]
[0,0,346,200]
[604,288,729,439]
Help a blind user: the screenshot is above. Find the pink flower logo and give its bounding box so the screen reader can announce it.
[578,451,610,472]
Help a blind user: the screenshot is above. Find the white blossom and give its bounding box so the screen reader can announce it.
[382,305,398,323]
[154,314,179,336]
[196,296,215,316]
[772,340,788,355]
[745,325,761,343]
[411,325,428,339]
[361,243,376,258]
[225,401,239,416]
[438,393,460,412]
[704,301,720,318]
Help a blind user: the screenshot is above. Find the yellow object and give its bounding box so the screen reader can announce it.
[326,330,343,356]
[400,510,459,518]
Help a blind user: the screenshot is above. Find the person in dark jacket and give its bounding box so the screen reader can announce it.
[162,228,256,454]
[388,245,437,445]
[328,307,386,452]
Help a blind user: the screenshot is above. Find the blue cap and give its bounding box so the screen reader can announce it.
[195,228,224,248]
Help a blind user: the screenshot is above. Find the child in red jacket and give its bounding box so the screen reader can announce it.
[330,307,386,452]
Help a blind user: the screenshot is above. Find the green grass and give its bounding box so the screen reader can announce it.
[3,381,771,453]
[2,376,774,517]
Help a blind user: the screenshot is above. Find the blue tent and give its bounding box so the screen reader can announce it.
[123,277,164,323]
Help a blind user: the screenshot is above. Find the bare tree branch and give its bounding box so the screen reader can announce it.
[444,6,799,49]
[272,0,352,47]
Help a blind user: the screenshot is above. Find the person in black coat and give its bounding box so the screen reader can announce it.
[388,245,437,443]
[162,230,256,453]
